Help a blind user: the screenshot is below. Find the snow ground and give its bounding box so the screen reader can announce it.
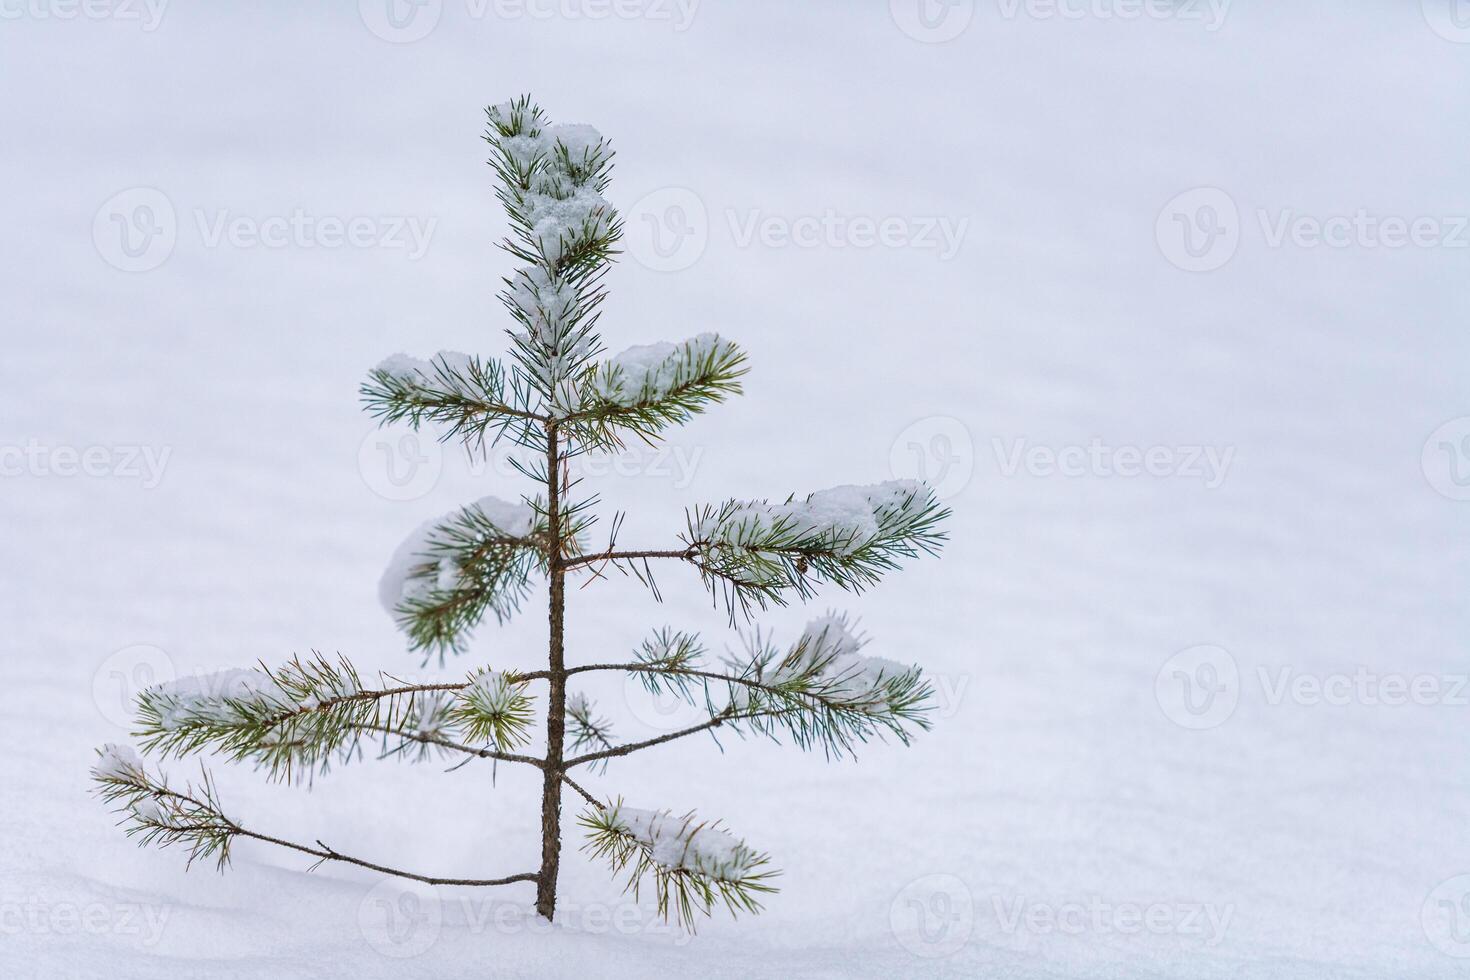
[3,3,1469,977]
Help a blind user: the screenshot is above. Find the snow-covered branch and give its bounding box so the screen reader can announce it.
[379,495,548,657]
[361,351,546,450]
[684,480,949,617]
[568,333,747,447]
[579,802,777,930]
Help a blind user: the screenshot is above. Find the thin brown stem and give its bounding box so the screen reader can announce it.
[560,773,604,809]
[562,546,698,570]
[161,786,536,888]
[354,723,545,770]
[564,712,732,769]
[536,422,567,921]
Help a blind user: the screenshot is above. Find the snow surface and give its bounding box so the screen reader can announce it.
[4,5,1469,979]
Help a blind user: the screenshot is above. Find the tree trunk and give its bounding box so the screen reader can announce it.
[536,425,565,920]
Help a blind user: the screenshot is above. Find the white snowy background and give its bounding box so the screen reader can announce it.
[3,2,1469,977]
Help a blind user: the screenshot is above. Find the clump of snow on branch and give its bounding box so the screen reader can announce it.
[758,614,914,713]
[697,480,928,556]
[378,496,539,614]
[606,806,759,881]
[373,351,475,386]
[93,743,145,782]
[145,669,290,730]
[589,333,738,407]
[486,102,617,415]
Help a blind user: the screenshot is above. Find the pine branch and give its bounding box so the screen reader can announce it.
[579,802,778,930]
[134,656,546,780]
[567,617,934,762]
[484,96,623,416]
[566,334,748,448]
[383,497,549,657]
[565,692,616,774]
[683,480,950,619]
[447,669,536,750]
[92,746,536,886]
[360,351,547,450]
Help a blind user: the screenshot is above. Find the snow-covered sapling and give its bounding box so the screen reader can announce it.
[91,96,950,928]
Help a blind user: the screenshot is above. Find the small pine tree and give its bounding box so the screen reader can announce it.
[91,96,951,929]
